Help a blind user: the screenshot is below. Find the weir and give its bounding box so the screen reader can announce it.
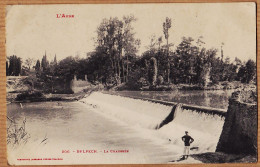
[80,92,226,153]
[104,92,227,117]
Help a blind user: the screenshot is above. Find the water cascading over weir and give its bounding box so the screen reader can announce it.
[80,92,226,154]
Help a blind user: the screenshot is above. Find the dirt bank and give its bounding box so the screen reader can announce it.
[191,152,256,163]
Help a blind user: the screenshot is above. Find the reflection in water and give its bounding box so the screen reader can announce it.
[111,90,234,109]
[7,102,74,126]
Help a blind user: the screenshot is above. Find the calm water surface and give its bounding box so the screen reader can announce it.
[110,90,234,109]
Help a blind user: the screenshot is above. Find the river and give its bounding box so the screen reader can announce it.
[7,101,189,165]
[109,90,234,110]
[7,90,230,165]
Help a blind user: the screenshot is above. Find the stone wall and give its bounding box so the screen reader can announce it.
[216,90,257,154]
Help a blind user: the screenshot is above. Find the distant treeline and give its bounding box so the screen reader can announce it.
[7,15,256,92]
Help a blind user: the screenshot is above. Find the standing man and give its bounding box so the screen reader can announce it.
[181,131,194,159]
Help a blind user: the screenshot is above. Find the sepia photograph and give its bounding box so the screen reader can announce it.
[5,3,257,165]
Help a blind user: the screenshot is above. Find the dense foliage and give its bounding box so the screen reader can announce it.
[7,15,256,92]
[6,55,22,76]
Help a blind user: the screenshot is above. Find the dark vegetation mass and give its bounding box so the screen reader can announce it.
[6,16,256,93]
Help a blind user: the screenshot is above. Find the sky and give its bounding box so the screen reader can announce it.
[6,3,256,63]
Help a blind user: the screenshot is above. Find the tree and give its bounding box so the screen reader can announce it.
[163,17,172,83]
[55,56,78,81]
[24,58,34,70]
[122,15,140,82]
[54,54,57,65]
[95,15,139,85]
[35,60,41,71]
[84,51,111,84]
[6,61,8,76]
[7,55,22,76]
[41,52,49,71]
[148,57,158,86]
[157,36,163,50]
[157,36,163,75]
[175,37,197,84]
[237,62,255,84]
[237,65,246,83]
[206,48,221,84]
[245,59,256,83]
[193,36,207,86]
[234,57,242,67]
[221,42,224,63]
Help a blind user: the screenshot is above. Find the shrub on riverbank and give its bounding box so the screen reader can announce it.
[16,91,45,102]
[233,88,257,104]
[7,117,30,145]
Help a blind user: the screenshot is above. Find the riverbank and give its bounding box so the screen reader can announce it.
[113,81,256,91]
[7,91,92,103]
[6,76,94,103]
[191,152,257,163]
[7,75,255,104]
[7,89,257,164]
[169,152,256,164]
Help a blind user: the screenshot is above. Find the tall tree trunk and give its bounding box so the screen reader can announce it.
[119,48,125,83]
[110,56,114,70]
[158,46,160,75]
[117,58,121,78]
[126,55,129,82]
[122,59,125,83]
[167,38,170,84]
[114,55,117,76]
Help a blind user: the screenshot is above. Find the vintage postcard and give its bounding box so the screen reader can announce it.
[5,3,257,165]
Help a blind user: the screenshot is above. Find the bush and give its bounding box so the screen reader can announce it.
[7,117,30,145]
[16,91,45,101]
[238,90,257,104]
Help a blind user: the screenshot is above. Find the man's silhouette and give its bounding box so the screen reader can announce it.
[181,131,194,159]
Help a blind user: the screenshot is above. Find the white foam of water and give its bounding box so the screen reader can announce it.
[157,105,225,153]
[81,92,225,154]
[80,92,172,129]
